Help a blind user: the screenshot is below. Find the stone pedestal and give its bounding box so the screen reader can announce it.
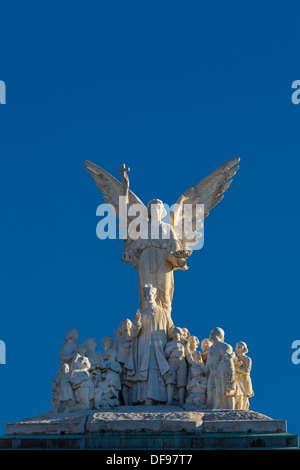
[1,407,298,450]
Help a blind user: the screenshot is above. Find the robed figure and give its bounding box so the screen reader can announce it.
[124,284,174,405]
[84,157,240,313]
[122,199,189,311]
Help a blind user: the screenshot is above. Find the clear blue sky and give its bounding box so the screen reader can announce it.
[1,1,300,436]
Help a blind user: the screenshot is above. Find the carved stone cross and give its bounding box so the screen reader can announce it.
[117,163,130,177]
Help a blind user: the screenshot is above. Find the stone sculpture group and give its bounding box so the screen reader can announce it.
[49,158,254,414]
[49,286,253,413]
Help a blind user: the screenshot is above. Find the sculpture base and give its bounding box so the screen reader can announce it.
[0,431,298,450]
[1,407,298,450]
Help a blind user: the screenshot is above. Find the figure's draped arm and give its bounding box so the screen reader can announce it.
[169,224,183,251]
[122,237,143,268]
[131,320,142,338]
[186,352,196,366]
[241,357,252,375]
[164,342,174,358]
[167,317,174,341]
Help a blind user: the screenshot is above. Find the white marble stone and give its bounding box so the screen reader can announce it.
[200,410,286,433]
[50,324,255,413]
[47,160,247,416]
[6,412,89,435]
[5,159,291,444]
[84,157,240,312]
[6,408,286,435]
[86,408,202,433]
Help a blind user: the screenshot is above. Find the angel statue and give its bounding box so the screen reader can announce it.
[84,158,240,312]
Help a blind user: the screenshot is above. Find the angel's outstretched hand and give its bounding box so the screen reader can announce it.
[172,249,192,259]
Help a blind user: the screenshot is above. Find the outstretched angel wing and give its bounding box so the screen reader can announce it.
[170,157,240,249]
[84,160,146,223]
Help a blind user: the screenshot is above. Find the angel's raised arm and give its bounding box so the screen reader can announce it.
[84,160,146,224]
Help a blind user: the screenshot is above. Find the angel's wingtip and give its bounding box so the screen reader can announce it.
[86,167,96,176]
[224,156,240,169]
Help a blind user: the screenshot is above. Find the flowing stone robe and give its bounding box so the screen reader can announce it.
[124,303,174,404]
[204,340,232,408]
[122,222,187,311]
[235,355,254,407]
[216,355,235,398]
[51,367,74,404]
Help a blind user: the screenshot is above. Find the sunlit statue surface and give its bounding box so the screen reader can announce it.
[45,157,253,412]
[84,158,240,312]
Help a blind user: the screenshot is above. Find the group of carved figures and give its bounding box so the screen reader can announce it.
[49,285,253,413]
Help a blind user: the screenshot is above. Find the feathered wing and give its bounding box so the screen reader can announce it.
[170,157,240,249]
[84,160,146,223]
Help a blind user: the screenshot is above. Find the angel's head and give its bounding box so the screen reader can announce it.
[147,199,167,221]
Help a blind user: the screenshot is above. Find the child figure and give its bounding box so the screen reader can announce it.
[49,363,75,413]
[93,336,122,405]
[59,328,79,366]
[185,363,207,407]
[115,317,140,405]
[106,347,122,377]
[165,326,187,406]
[181,328,191,340]
[234,341,254,410]
[215,345,236,410]
[115,320,133,366]
[100,336,122,378]
[84,337,102,387]
[65,356,94,413]
[100,336,116,362]
[85,337,101,366]
[94,372,122,409]
[70,343,88,372]
[185,335,202,383]
[200,338,213,366]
